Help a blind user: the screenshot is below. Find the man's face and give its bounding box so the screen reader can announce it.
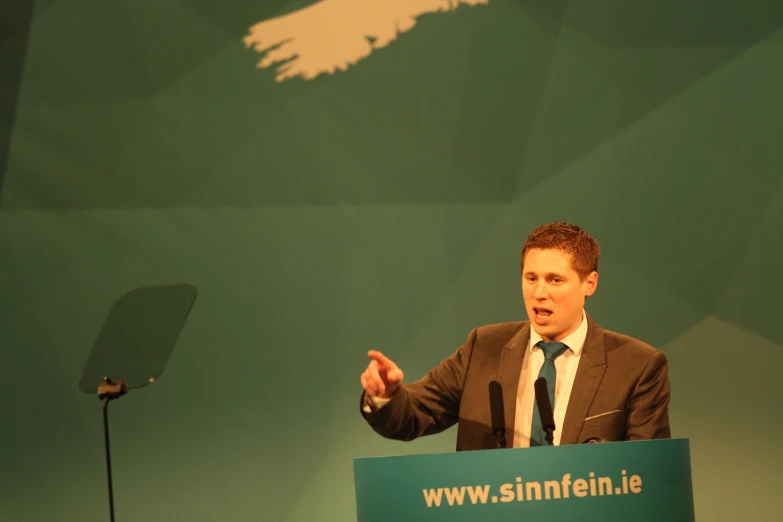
[521,248,598,342]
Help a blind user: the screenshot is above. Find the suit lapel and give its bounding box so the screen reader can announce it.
[496,323,531,447]
[560,315,607,445]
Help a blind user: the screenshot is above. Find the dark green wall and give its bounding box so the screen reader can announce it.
[1,1,782,521]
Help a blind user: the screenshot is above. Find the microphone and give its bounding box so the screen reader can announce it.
[534,377,556,446]
[488,380,506,449]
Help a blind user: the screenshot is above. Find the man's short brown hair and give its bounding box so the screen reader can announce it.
[521,222,600,280]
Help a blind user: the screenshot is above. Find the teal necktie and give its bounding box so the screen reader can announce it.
[530,341,568,447]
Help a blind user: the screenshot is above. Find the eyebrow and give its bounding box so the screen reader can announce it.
[523,271,567,278]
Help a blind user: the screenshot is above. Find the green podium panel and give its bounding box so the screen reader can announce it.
[353,438,694,522]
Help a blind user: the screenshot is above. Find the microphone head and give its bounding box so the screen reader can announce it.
[488,380,505,431]
[583,437,608,444]
[534,377,555,431]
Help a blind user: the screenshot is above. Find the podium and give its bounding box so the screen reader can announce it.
[353,438,694,522]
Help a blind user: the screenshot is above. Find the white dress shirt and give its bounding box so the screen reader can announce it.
[513,310,588,447]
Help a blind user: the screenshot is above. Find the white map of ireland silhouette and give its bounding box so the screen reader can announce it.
[244,0,489,82]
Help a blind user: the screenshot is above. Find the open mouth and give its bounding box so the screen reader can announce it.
[533,307,553,324]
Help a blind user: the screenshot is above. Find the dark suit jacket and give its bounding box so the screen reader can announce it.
[361,313,671,450]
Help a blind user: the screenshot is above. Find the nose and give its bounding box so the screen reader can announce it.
[532,280,548,300]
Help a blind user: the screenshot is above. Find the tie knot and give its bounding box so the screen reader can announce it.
[537,341,568,361]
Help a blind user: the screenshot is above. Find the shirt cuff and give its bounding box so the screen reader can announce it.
[362,393,392,413]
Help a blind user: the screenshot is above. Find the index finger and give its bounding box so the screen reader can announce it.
[367,349,395,368]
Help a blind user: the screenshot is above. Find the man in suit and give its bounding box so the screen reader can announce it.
[359,222,670,450]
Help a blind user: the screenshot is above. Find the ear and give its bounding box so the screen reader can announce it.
[584,271,598,297]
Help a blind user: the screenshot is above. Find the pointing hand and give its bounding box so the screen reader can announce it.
[360,350,404,399]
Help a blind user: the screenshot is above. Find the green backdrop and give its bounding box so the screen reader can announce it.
[1,1,782,521]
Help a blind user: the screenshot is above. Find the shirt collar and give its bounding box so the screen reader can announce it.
[529,310,588,355]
